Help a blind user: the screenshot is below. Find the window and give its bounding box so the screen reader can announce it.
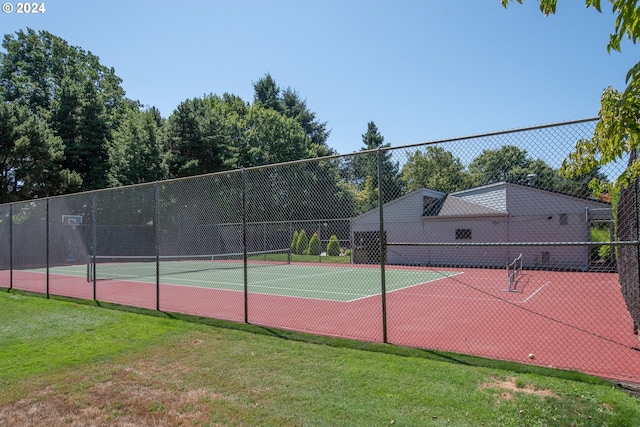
[423,196,444,216]
[559,214,568,225]
[455,229,472,240]
[541,251,550,264]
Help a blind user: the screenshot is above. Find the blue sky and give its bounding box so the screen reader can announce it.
[1,0,638,155]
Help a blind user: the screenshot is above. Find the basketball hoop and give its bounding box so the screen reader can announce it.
[62,215,83,262]
[62,215,82,230]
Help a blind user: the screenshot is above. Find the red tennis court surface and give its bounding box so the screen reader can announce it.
[3,265,639,384]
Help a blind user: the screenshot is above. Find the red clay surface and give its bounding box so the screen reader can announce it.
[2,266,639,384]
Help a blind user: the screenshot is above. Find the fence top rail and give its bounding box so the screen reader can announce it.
[391,117,598,153]
[216,218,354,226]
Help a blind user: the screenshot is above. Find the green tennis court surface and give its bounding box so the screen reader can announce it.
[37,263,459,302]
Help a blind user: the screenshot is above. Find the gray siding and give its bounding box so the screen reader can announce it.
[351,183,611,271]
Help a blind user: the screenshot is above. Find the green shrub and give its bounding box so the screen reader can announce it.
[598,245,611,261]
[297,229,309,255]
[326,235,340,257]
[309,232,321,256]
[291,230,299,254]
[591,226,612,261]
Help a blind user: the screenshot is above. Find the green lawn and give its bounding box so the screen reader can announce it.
[1,289,639,426]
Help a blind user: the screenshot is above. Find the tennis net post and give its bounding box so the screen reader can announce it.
[503,253,522,292]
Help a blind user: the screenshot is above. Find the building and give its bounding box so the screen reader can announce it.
[350,181,613,271]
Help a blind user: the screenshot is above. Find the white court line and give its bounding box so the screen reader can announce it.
[46,264,555,307]
[48,264,469,302]
[162,268,459,301]
[152,276,365,301]
[152,269,354,294]
[87,273,552,305]
[347,272,463,302]
[520,281,551,304]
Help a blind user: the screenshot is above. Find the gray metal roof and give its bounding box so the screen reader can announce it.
[432,195,506,218]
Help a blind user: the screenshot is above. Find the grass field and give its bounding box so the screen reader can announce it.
[1,289,639,426]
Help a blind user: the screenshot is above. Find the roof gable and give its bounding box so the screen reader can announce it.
[351,188,446,222]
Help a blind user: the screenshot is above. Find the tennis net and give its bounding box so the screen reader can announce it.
[86,248,291,282]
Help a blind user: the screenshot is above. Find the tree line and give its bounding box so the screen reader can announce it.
[1,28,603,215]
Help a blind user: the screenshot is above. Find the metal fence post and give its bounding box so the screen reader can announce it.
[9,204,13,290]
[377,148,388,343]
[242,168,249,323]
[46,199,50,298]
[155,182,160,311]
[91,193,97,301]
[635,158,640,335]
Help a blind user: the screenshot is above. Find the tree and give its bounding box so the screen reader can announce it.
[164,97,233,177]
[0,28,126,119]
[0,28,128,191]
[501,1,640,194]
[205,93,250,169]
[347,121,403,211]
[296,229,309,255]
[355,176,378,214]
[561,87,640,195]
[326,235,341,256]
[241,104,310,166]
[253,74,331,151]
[281,87,331,147]
[309,232,321,256]
[553,166,607,196]
[349,121,384,186]
[253,73,282,112]
[402,146,473,193]
[0,102,80,202]
[469,145,532,185]
[108,104,167,186]
[467,144,596,195]
[291,230,299,254]
[52,78,111,190]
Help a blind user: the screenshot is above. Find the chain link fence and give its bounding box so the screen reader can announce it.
[2,118,640,383]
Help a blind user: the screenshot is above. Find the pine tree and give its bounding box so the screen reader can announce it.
[326,235,341,257]
[291,230,299,255]
[309,232,321,256]
[297,229,309,255]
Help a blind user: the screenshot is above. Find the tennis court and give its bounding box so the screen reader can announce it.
[8,256,640,382]
[38,255,461,302]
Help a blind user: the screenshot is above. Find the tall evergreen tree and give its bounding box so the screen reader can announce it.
[108,103,167,186]
[253,74,331,155]
[1,28,128,192]
[164,97,232,177]
[204,93,250,169]
[0,102,80,202]
[347,121,403,210]
[253,73,282,112]
[281,87,331,147]
[52,78,111,190]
